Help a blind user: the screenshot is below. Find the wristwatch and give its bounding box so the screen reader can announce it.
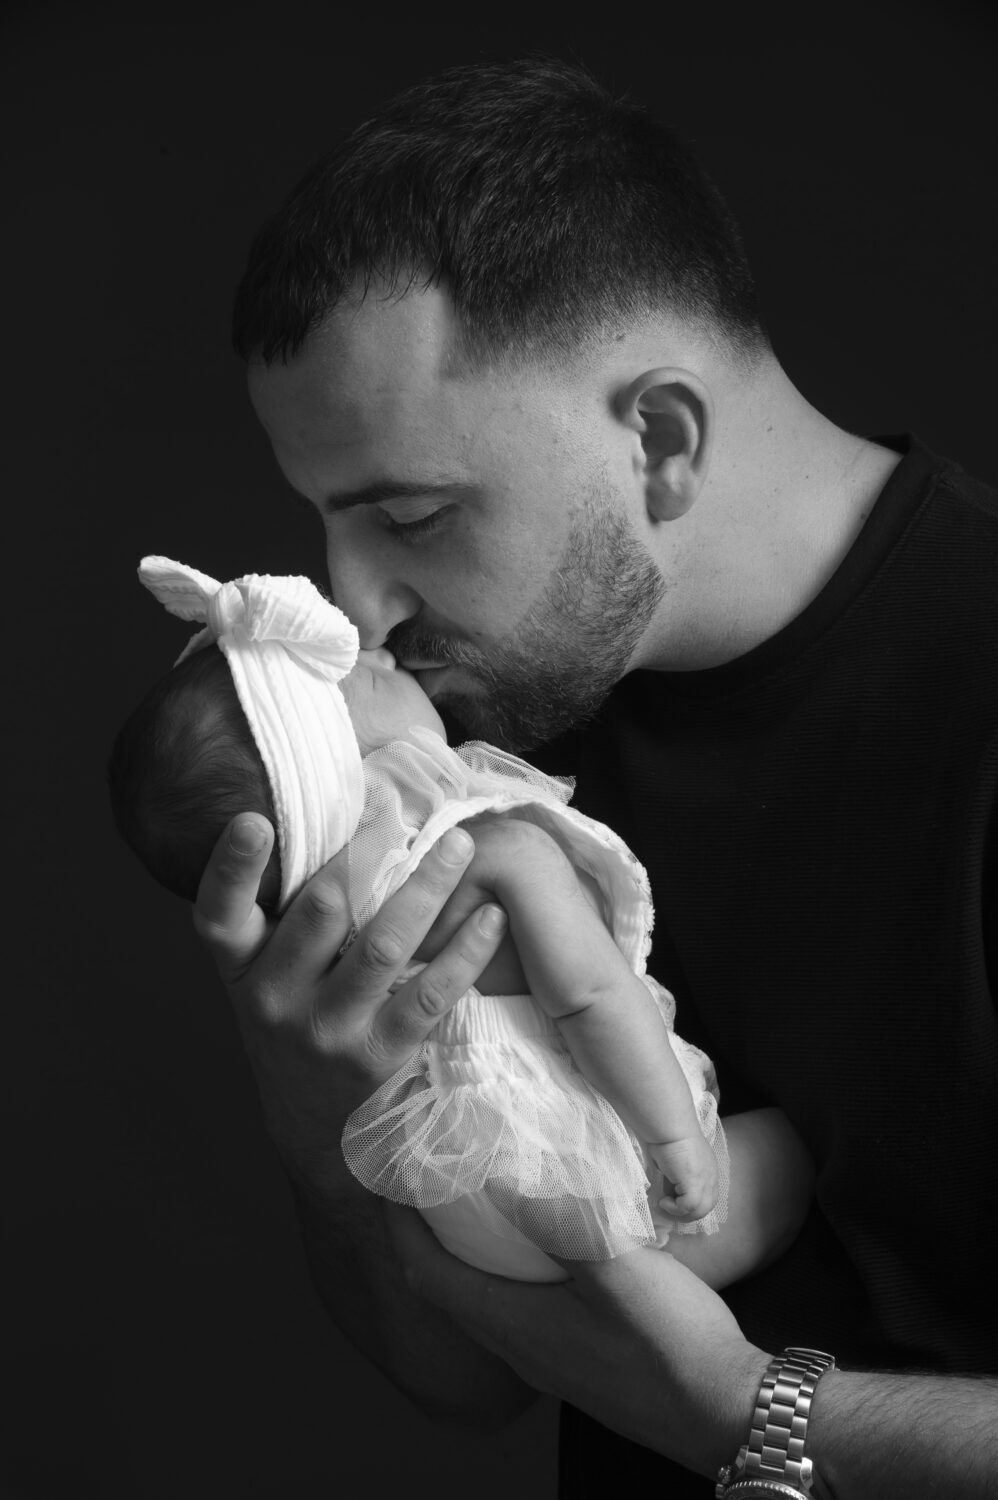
[715,1346,836,1498]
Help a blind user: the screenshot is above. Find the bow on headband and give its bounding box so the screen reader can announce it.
[139,555,365,910]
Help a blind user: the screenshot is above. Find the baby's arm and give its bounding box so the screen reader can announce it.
[521,931,719,1222]
[459,816,720,1222]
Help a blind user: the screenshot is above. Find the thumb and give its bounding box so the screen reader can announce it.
[193,815,275,979]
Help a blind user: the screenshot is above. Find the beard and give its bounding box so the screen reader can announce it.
[387,484,666,752]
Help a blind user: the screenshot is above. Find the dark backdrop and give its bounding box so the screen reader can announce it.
[4,2,996,1497]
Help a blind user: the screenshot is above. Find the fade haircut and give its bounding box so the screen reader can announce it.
[231,56,768,369]
[107,645,282,912]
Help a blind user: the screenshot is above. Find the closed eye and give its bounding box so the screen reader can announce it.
[379,506,450,545]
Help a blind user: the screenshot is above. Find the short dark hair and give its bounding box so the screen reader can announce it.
[232,56,767,368]
[107,645,282,911]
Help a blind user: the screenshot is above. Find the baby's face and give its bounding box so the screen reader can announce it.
[340,649,447,753]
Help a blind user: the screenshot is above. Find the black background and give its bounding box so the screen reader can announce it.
[4,2,996,1496]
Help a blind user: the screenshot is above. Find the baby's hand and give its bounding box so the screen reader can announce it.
[648,1135,719,1223]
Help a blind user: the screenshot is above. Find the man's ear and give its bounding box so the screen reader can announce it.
[616,368,712,521]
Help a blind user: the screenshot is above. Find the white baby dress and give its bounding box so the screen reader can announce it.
[340,727,728,1282]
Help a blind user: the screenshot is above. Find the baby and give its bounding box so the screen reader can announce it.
[110,556,729,1281]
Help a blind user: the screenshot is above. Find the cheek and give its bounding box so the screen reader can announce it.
[440,518,558,638]
[329,504,561,643]
[402,685,446,737]
[343,701,386,753]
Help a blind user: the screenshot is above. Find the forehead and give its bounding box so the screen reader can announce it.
[246,284,584,493]
[249,287,476,474]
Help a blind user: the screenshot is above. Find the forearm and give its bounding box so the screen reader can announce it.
[553,987,700,1145]
[641,1349,998,1491]
[290,1168,538,1430]
[505,889,698,1144]
[806,1367,998,1498]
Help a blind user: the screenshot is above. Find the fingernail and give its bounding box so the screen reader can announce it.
[479,904,507,936]
[229,817,267,855]
[440,828,473,864]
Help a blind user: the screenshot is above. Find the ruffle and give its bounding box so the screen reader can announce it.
[341,989,659,1266]
[342,982,729,1278]
[347,729,655,972]
[339,731,727,1278]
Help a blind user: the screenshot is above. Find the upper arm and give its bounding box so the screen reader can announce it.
[462,812,607,921]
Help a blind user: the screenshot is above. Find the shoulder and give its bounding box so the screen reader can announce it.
[896,447,998,650]
[931,450,998,528]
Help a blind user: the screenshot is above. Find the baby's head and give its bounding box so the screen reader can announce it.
[108,557,446,912]
[108,642,284,908]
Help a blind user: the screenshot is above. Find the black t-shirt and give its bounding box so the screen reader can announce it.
[528,438,998,1494]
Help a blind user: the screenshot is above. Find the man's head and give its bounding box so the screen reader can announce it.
[233,57,770,750]
[233,56,766,370]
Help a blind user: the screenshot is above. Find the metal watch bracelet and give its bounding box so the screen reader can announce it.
[715,1346,836,1498]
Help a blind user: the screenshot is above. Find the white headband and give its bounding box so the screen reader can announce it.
[139,555,364,910]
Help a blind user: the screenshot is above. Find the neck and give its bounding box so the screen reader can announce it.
[641,362,901,670]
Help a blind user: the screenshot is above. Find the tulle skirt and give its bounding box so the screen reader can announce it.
[341,978,727,1282]
[339,730,727,1281]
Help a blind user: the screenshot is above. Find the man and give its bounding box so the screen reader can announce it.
[195,58,998,1496]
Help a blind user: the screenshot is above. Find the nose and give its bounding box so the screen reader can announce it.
[325,543,421,651]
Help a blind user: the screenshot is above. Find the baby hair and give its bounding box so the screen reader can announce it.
[107,644,282,911]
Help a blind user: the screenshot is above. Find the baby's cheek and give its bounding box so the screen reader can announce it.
[346,704,381,754]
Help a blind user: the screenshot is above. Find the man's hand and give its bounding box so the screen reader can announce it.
[186,810,634,1425]
[192,813,509,1190]
[386,1202,769,1478]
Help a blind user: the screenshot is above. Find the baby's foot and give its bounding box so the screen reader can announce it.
[648,1134,719,1222]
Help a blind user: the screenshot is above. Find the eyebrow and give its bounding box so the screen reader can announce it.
[321,480,476,514]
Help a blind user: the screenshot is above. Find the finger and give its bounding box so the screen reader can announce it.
[658,1195,692,1220]
[257,843,354,992]
[372,901,509,1064]
[193,815,275,977]
[331,828,476,1023]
